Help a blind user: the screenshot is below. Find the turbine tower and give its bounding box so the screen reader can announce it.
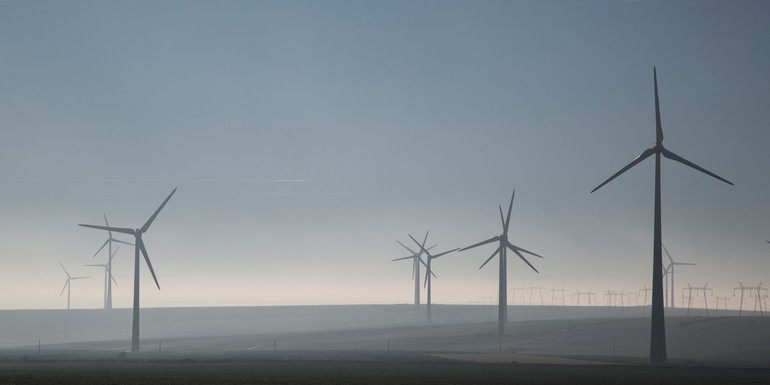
[391,232,435,307]
[58,261,89,310]
[409,234,457,323]
[79,188,176,352]
[89,214,133,310]
[663,245,695,308]
[591,68,733,364]
[459,189,543,335]
[84,247,120,309]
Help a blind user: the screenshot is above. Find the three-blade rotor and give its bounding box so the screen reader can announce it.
[459,189,542,273]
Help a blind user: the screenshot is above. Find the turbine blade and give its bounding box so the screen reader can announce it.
[80,224,135,235]
[479,247,501,270]
[426,244,438,251]
[91,239,109,258]
[392,255,415,262]
[110,247,119,261]
[138,238,161,290]
[112,239,134,246]
[654,67,663,144]
[83,264,105,267]
[509,247,540,273]
[590,148,655,193]
[673,262,696,266]
[507,241,544,259]
[505,189,515,234]
[432,248,459,259]
[396,240,417,256]
[103,213,112,238]
[71,276,90,280]
[661,148,733,185]
[420,231,430,255]
[111,273,119,287]
[408,234,431,258]
[141,187,177,233]
[59,280,69,297]
[58,261,70,278]
[411,258,416,280]
[663,244,674,264]
[459,236,499,252]
[498,204,505,230]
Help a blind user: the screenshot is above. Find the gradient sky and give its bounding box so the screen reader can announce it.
[1,0,768,310]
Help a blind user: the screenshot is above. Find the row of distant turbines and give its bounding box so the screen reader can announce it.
[394,68,739,364]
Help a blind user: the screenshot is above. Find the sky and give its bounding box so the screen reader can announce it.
[1,0,769,310]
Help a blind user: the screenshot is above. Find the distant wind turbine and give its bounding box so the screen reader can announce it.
[591,68,732,364]
[409,234,458,323]
[663,245,695,309]
[84,247,120,309]
[59,261,89,310]
[392,232,436,307]
[89,214,133,310]
[458,190,543,335]
[79,188,177,352]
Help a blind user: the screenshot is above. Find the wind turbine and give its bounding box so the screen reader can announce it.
[58,261,89,310]
[84,247,120,309]
[391,232,435,307]
[591,68,733,364]
[408,234,458,323]
[458,189,543,335]
[663,244,696,308]
[79,188,176,352]
[89,214,133,310]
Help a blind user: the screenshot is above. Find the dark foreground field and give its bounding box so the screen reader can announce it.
[1,352,769,385]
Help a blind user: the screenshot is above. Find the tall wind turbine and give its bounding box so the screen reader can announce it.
[591,68,733,364]
[391,232,435,307]
[458,190,543,335]
[663,245,696,308]
[79,188,177,352]
[58,261,89,310]
[90,214,133,310]
[408,234,457,322]
[85,247,120,309]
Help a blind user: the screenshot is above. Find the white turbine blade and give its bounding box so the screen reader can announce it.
[661,148,733,186]
[110,246,119,262]
[408,234,431,258]
[71,276,90,280]
[91,239,109,258]
[58,261,71,278]
[392,255,416,262]
[138,238,161,289]
[498,204,505,230]
[112,239,134,246]
[59,280,69,297]
[83,264,105,267]
[432,248,459,259]
[504,189,515,233]
[423,265,435,289]
[420,230,430,254]
[673,262,696,266]
[590,148,655,193]
[141,187,177,233]
[459,236,500,252]
[662,244,674,264]
[507,241,544,259]
[479,247,501,270]
[396,240,417,256]
[418,256,429,268]
[80,224,135,235]
[509,247,540,273]
[111,273,119,287]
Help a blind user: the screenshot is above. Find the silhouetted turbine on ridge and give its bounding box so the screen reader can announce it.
[392,231,436,307]
[79,188,176,352]
[663,245,695,309]
[84,246,120,309]
[90,214,133,310]
[59,261,89,310]
[591,68,732,364]
[458,189,543,335]
[409,234,458,323]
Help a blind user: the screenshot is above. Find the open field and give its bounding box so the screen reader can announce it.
[1,305,768,383]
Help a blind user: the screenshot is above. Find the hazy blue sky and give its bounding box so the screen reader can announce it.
[1,0,768,309]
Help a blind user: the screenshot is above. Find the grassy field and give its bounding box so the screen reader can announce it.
[0,354,768,384]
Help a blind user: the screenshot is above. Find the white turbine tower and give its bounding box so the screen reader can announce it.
[84,247,120,308]
[89,214,133,310]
